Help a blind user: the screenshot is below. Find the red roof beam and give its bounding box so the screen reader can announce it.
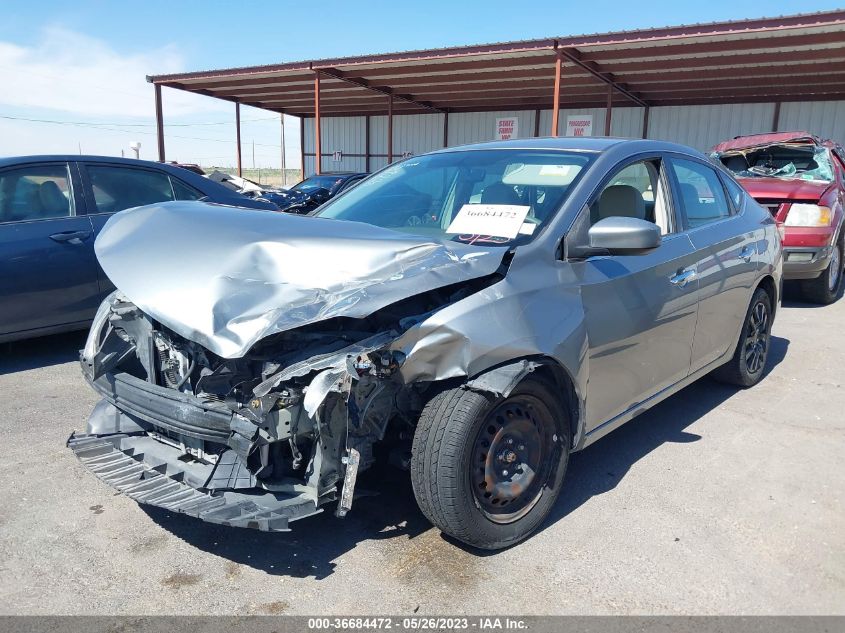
[577,29,845,62]
[315,67,445,113]
[557,45,648,107]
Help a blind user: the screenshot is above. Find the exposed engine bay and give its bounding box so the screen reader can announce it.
[71,266,506,530]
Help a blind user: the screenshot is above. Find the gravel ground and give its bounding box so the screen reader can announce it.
[0,294,842,615]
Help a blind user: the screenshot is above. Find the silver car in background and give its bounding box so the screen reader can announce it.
[70,138,782,549]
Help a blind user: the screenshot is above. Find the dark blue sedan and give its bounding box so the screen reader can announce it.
[0,155,276,343]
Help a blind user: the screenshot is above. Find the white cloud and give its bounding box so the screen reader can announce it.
[0,26,226,117]
[0,27,300,169]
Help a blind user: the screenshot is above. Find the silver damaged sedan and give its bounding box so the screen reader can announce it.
[70,138,782,549]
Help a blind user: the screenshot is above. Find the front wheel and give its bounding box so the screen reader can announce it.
[800,235,843,304]
[410,377,570,550]
[712,287,773,388]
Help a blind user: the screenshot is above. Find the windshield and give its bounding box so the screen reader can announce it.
[314,149,592,245]
[290,175,346,193]
[713,144,834,182]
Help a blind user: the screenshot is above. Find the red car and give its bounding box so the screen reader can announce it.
[712,132,845,303]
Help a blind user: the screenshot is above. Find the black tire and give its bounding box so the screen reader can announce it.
[410,376,570,550]
[800,235,843,304]
[712,287,773,388]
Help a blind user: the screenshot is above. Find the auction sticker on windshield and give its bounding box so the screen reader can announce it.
[446,204,531,239]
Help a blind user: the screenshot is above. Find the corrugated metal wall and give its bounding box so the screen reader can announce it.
[303,116,367,174]
[646,103,775,151]
[537,107,644,137]
[301,101,845,176]
[778,101,845,142]
[446,110,537,146]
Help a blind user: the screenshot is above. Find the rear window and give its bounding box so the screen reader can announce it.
[671,159,732,229]
[291,175,346,194]
[721,175,746,211]
[171,177,204,201]
[87,165,174,213]
[0,164,73,223]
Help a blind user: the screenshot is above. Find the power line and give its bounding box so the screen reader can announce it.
[0,114,285,147]
[0,113,278,128]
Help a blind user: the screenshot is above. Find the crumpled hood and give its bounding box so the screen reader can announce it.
[94,201,503,358]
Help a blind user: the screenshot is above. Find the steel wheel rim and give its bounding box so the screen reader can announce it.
[744,300,770,375]
[470,394,558,524]
[828,245,841,292]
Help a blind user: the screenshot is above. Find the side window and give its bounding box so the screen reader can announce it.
[832,149,845,181]
[87,165,174,214]
[721,174,746,212]
[590,159,673,235]
[0,164,73,223]
[671,159,731,229]
[170,177,204,201]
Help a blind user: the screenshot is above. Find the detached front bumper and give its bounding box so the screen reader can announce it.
[68,432,322,530]
[782,245,834,280]
[69,366,330,531]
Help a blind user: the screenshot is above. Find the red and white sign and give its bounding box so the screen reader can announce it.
[495,117,519,141]
[566,115,593,137]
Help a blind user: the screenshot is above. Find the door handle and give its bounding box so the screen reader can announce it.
[670,267,697,287]
[49,230,91,245]
[739,245,755,262]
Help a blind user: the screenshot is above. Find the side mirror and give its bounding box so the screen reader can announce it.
[588,216,661,255]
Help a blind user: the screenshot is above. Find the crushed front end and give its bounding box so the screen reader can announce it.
[69,291,430,531]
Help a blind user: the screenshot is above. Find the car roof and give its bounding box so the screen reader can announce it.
[711,131,827,153]
[312,171,367,177]
[0,154,189,170]
[427,136,702,156]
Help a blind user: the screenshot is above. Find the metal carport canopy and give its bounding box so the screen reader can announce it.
[146,10,845,169]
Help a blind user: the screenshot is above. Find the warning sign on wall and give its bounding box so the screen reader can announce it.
[495,117,519,140]
[566,115,593,137]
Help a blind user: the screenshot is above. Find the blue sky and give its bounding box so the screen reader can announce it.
[1,1,842,168]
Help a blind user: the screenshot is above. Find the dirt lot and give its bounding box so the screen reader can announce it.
[0,293,843,615]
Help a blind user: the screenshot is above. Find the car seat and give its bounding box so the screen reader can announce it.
[481,183,521,206]
[592,184,646,224]
[723,155,749,172]
[38,181,68,218]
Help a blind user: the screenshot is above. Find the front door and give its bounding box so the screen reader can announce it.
[573,157,700,431]
[0,162,100,338]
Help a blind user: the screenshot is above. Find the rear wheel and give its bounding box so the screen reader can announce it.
[800,234,843,304]
[712,287,773,388]
[410,377,570,550]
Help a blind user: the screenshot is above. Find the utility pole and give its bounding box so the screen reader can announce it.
[280,114,287,186]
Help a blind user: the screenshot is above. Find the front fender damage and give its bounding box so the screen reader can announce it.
[71,272,537,531]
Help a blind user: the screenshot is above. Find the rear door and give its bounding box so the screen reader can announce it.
[78,162,180,297]
[0,161,100,338]
[667,156,760,372]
